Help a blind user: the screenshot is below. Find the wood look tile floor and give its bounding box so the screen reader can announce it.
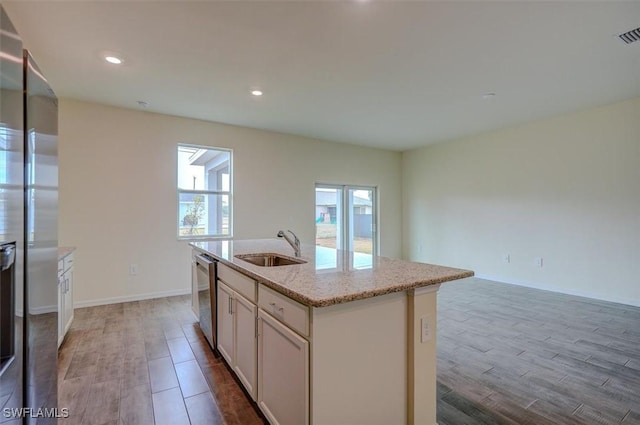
[437,278,640,425]
[58,279,640,425]
[57,295,266,425]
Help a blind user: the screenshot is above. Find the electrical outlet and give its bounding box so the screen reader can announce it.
[420,316,431,343]
[129,264,138,276]
[502,254,510,264]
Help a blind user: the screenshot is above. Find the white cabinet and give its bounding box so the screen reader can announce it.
[215,261,309,425]
[233,292,258,398]
[258,284,309,337]
[191,256,199,317]
[217,282,234,364]
[217,281,258,400]
[63,268,73,330]
[257,310,309,425]
[57,262,63,347]
[57,252,74,348]
[202,254,433,425]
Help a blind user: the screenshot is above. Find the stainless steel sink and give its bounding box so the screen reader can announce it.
[235,253,307,267]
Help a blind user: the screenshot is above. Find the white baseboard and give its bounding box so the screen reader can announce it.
[474,274,640,308]
[74,288,191,308]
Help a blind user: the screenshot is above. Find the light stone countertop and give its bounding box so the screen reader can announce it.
[58,246,76,260]
[190,239,473,307]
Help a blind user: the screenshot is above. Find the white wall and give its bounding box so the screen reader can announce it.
[403,97,640,306]
[59,99,402,307]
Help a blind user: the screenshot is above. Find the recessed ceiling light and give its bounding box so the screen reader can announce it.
[104,55,123,65]
[251,90,263,96]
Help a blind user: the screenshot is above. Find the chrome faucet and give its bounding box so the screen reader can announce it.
[277,230,301,257]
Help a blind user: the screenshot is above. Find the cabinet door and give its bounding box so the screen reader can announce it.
[234,293,257,400]
[258,310,309,425]
[63,269,74,332]
[217,282,234,365]
[57,276,64,347]
[191,258,199,317]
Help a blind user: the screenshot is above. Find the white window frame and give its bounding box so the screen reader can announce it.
[177,143,233,240]
[315,183,378,256]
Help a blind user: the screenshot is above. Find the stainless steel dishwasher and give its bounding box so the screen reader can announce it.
[195,253,217,350]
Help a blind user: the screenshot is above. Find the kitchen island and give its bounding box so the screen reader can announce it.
[191,239,473,425]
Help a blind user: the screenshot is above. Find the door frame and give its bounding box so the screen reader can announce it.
[315,183,378,257]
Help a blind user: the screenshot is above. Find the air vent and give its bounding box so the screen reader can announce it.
[618,27,640,44]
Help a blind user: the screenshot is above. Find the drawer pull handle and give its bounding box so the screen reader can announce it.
[268,302,284,314]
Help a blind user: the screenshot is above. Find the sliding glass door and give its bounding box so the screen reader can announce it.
[347,187,376,254]
[315,184,377,256]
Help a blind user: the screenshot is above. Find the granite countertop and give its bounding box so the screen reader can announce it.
[191,239,473,307]
[58,246,76,260]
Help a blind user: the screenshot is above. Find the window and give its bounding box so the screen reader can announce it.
[315,184,377,256]
[177,144,232,239]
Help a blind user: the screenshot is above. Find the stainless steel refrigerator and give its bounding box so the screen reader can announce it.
[1,5,58,424]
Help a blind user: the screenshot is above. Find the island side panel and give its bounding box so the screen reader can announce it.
[407,285,440,425]
[311,291,407,425]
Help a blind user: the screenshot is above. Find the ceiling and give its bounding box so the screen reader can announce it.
[4,1,640,151]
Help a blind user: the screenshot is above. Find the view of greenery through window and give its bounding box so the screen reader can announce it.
[177,145,231,238]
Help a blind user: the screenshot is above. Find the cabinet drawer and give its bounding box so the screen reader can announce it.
[218,262,256,303]
[259,284,309,337]
[57,260,64,277]
[63,254,74,272]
